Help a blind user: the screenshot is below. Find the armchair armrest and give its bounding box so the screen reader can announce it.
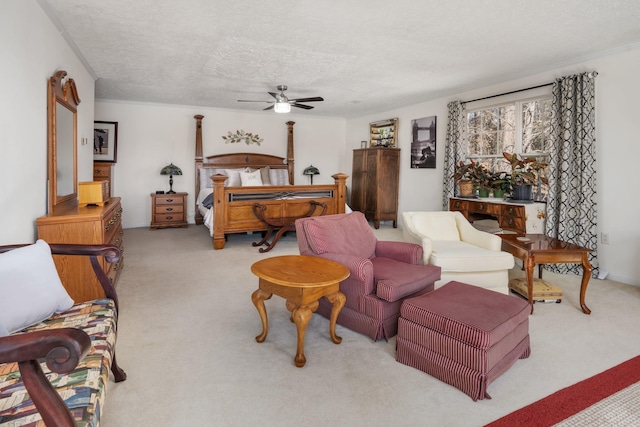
[375,240,424,265]
[456,220,502,251]
[308,252,375,296]
[0,328,91,427]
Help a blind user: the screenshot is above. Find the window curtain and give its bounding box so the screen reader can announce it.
[546,72,599,276]
[442,100,466,209]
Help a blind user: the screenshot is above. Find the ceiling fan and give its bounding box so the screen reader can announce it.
[237,85,324,113]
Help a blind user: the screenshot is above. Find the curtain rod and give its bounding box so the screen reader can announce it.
[462,82,553,104]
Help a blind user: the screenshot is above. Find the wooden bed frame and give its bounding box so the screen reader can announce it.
[194,115,347,249]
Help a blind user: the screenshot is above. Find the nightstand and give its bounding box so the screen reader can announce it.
[150,192,188,229]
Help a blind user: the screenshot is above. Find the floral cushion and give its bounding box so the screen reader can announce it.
[0,299,117,427]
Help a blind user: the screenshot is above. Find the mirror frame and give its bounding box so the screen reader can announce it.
[48,70,81,213]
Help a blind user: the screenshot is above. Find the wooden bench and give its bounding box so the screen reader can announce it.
[251,201,327,252]
[0,243,126,426]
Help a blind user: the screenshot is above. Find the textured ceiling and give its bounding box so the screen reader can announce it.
[41,0,640,118]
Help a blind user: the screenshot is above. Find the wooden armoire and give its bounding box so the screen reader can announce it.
[350,147,400,228]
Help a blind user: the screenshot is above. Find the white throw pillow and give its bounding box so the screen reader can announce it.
[0,240,74,336]
[240,169,263,186]
[269,168,290,186]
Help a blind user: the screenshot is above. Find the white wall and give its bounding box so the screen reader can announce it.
[345,45,640,285]
[0,0,95,245]
[94,101,346,228]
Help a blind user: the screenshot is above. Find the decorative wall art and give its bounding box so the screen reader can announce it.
[93,121,118,163]
[222,130,263,145]
[410,116,436,169]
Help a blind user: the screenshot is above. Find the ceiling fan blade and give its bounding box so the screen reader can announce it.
[290,97,324,103]
[292,103,314,110]
[268,92,278,100]
[238,100,271,103]
[263,104,275,111]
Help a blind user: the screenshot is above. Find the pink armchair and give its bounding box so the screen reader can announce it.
[295,212,440,341]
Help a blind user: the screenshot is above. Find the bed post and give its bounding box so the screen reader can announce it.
[194,115,204,224]
[286,121,295,184]
[332,173,348,214]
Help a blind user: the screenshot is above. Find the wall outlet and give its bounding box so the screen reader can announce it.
[601,232,610,244]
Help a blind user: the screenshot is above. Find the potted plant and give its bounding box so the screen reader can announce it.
[502,152,549,200]
[489,171,510,199]
[453,160,481,197]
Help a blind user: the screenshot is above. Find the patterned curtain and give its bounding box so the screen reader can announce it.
[546,72,598,276]
[442,100,466,210]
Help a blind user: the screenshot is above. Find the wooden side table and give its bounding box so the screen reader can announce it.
[150,192,188,229]
[500,234,592,314]
[251,255,350,367]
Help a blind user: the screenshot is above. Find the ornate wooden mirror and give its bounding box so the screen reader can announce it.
[47,70,80,212]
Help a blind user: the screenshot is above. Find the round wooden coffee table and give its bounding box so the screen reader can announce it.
[251,255,349,367]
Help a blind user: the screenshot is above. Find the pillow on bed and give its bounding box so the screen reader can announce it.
[223,169,244,187]
[269,168,290,186]
[199,168,217,189]
[240,169,263,186]
[260,167,272,185]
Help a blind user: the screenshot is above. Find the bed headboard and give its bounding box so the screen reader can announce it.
[193,115,297,223]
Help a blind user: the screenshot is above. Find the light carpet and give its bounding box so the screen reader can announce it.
[101,225,640,427]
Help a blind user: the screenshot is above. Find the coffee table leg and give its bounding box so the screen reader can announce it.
[251,288,272,343]
[325,291,346,344]
[580,253,593,315]
[525,255,536,314]
[288,301,319,368]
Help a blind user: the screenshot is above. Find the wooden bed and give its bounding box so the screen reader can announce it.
[194,115,347,249]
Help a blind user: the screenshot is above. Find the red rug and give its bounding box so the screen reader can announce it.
[486,355,640,426]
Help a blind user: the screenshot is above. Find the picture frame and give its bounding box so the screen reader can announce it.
[410,116,436,169]
[93,121,118,163]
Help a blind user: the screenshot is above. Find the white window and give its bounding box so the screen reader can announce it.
[466,96,552,169]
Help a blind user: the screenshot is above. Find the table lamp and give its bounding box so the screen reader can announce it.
[160,163,182,194]
[303,165,320,185]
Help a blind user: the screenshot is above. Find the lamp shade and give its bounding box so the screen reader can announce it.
[274,102,291,113]
[160,163,182,176]
[160,163,182,193]
[303,165,320,184]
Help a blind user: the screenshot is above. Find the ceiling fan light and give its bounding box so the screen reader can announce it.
[274,102,291,113]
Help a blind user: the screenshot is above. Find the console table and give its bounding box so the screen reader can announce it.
[449,197,546,234]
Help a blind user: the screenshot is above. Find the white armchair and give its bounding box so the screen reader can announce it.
[402,211,514,294]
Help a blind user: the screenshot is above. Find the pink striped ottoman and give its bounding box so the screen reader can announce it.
[396,281,531,401]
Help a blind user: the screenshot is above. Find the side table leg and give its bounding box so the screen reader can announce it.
[325,291,346,344]
[251,288,272,343]
[580,253,593,315]
[525,255,536,314]
[289,301,318,368]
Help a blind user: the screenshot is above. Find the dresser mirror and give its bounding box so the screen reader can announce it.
[47,70,80,212]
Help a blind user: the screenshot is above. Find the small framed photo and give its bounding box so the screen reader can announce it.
[94,121,118,163]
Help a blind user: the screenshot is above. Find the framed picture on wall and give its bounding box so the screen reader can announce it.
[93,121,118,163]
[410,116,436,169]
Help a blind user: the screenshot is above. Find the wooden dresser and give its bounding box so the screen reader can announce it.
[36,197,124,302]
[449,197,546,233]
[150,192,188,229]
[350,147,400,228]
[93,161,113,197]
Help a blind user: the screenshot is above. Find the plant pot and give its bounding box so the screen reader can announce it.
[492,189,504,199]
[458,180,475,197]
[478,188,490,198]
[512,184,532,201]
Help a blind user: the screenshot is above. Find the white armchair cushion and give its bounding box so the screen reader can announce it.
[431,241,514,272]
